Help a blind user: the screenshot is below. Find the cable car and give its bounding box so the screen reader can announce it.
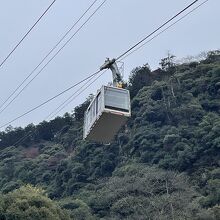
[83,58,131,143]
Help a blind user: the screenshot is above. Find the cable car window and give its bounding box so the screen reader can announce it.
[92,102,96,118]
[89,107,92,125]
[96,92,101,115]
[104,87,129,112]
[85,115,87,129]
[86,107,89,125]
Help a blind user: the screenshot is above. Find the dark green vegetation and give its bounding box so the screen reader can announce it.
[0,185,70,220]
[0,50,219,219]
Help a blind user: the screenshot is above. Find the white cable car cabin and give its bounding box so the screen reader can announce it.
[83,58,131,143]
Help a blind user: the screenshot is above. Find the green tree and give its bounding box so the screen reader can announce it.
[74,95,93,121]
[159,52,176,71]
[60,198,95,220]
[128,64,151,98]
[0,185,70,220]
[88,164,204,219]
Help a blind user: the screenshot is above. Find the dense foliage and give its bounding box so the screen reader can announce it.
[0,185,70,220]
[0,50,219,219]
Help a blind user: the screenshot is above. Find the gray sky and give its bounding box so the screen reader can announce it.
[0,0,219,130]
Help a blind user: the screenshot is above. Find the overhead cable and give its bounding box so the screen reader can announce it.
[0,0,57,69]
[0,0,207,129]
[119,0,209,61]
[0,0,103,115]
[0,70,101,129]
[45,0,209,119]
[13,71,105,146]
[46,70,106,119]
[45,74,98,120]
[116,0,199,61]
[36,0,208,123]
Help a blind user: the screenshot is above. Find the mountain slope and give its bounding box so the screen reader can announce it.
[0,50,219,219]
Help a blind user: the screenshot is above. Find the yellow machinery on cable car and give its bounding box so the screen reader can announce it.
[83,58,131,143]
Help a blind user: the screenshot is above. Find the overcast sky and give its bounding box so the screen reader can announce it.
[0,0,219,130]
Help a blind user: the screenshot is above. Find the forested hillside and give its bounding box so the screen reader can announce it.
[0,50,219,219]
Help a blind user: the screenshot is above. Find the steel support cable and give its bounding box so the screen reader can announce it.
[13,131,33,147]
[0,0,102,114]
[119,0,209,62]
[0,70,101,129]
[45,74,98,120]
[47,70,106,120]
[0,0,204,129]
[116,0,199,61]
[0,0,57,69]
[13,71,105,146]
[0,0,107,129]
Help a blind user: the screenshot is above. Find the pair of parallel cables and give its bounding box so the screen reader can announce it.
[0,0,107,115]
[0,0,209,131]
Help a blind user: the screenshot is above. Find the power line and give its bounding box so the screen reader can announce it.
[13,131,33,147]
[0,0,102,114]
[0,0,57,69]
[13,71,105,146]
[116,0,199,61]
[0,0,107,128]
[0,70,101,129]
[47,71,106,119]
[47,0,209,119]
[0,0,98,112]
[119,0,209,61]
[40,0,208,122]
[0,0,207,129]
[12,80,92,146]
[45,74,98,120]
